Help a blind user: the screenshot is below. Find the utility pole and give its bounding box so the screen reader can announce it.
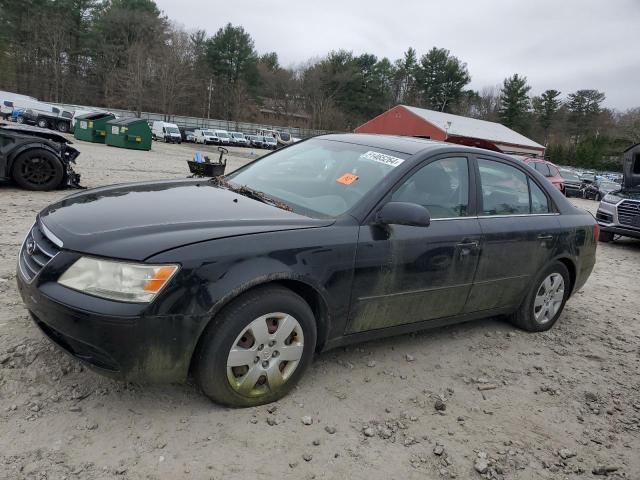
[207,77,213,120]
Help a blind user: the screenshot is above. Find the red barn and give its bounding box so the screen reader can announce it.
[355,105,545,157]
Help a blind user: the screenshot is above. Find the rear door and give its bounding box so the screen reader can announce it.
[464,156,561,313]
[347,155,482,333]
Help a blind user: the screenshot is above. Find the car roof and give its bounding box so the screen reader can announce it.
[317,133,448,155]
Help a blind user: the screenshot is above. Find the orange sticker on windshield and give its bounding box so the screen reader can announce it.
[337,173,359,185]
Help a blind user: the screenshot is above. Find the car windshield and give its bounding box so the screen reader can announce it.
[217,132,229,138]
[265,137,276,143]
[225,138,410,218]
[202,130,214,135]
[599,181,619,190]
[279,132,291,141]
[561,171,580,181]
[166,127,179,134]
[233,133,244,138]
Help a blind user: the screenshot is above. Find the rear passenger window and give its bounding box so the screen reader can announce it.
[530,179,550,213]
[478,159,530,215]
[534,162,551,176]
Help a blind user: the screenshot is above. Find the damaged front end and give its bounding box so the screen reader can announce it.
[60,142,83,189]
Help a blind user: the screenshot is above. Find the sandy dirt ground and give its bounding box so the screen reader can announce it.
[0,138,639,480]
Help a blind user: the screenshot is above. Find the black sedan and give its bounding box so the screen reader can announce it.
[17,134,597,407]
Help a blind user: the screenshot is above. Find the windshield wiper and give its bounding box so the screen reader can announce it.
[209,176,292,212]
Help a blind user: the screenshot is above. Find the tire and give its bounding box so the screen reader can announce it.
[507,261,570,332]
[11,148,65,191]
[57,121,69,133]
[599,230,614,243]
[194,285,317,407]
[37,118,48,129]
[152,134,157,141]
[16,116,24,124]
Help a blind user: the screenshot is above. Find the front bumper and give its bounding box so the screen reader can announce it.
[16,268,206,383]
[596,201,640,239]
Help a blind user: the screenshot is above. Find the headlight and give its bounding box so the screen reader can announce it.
[58,257,179,303]
[601,193,621,204]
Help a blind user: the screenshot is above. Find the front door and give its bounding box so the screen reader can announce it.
[347,156,481,333]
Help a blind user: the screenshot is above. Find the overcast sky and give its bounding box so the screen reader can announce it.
[156,0,640,110]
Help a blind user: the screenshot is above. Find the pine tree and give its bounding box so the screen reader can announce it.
[532,89,561,144]
[499,74,531,132]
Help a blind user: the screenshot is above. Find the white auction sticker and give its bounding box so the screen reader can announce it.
[361,151,405,167]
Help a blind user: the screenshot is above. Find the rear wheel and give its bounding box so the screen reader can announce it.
[57,121,69,133]
[16,116,25,124]
[508,262,570,332]
[194,285,316,407]
[11,148,64,191]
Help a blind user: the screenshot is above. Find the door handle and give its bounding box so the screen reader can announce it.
[457,240,480,257]
[537,234,553,241]
[457,240,480,248]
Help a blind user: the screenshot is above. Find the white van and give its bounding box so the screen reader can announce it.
[194,129,218,145]
[152,121,181,143]
[215,130,231,145]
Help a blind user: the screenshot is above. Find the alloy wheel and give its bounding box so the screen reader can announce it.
[226,312,304,397]
[533,273,565,324]
[19,156,58,186]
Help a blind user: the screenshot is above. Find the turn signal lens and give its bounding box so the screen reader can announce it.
[594,224,600,242]
[144,266,179,293]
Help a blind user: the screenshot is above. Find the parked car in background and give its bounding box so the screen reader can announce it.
[520,158,565,194]
[257,128,294,148]
[193,129,218,145]
[580,172,596,184]
[215,130,231,145]
[230,132,249,147]
[152,121,182,143]
[263,135,277,150]
[246,135,264,148]
[16,134,597,407]
[596,144,640,242]
[582,179,620,201]
[559,169,583,197]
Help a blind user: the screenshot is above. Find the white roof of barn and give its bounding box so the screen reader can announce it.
[402,105,544,150]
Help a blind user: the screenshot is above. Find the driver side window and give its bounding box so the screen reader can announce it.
[391,157,469,219]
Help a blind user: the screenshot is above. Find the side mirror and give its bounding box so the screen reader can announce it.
[375,202,431,227]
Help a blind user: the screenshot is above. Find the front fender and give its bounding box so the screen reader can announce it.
[7,142,63,173]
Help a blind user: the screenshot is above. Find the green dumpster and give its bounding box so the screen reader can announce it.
[73,112,116,143]
[105,118,152,151]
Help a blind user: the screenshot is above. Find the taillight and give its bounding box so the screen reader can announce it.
[594,223,600,242]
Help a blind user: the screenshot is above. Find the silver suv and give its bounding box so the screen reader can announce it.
[596,145,640,242]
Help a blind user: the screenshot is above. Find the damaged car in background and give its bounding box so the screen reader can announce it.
[17,134,597,407]
[596,143,640,242]
[0,123,82,190]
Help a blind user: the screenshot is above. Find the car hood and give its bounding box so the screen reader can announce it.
[615,188,640,200]
[39,179,334,261]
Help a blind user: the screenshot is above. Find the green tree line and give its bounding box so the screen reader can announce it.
[1,0,638,170]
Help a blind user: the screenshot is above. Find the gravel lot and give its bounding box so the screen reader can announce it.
[0,139,639,480]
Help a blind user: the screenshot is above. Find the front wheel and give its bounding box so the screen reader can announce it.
[11,148,64,191]
[37,118,48,129]
[507,262,570,332]
[194,285,317,407]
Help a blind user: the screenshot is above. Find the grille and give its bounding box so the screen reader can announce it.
[617,200,640,229]
[19,223,61,282]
